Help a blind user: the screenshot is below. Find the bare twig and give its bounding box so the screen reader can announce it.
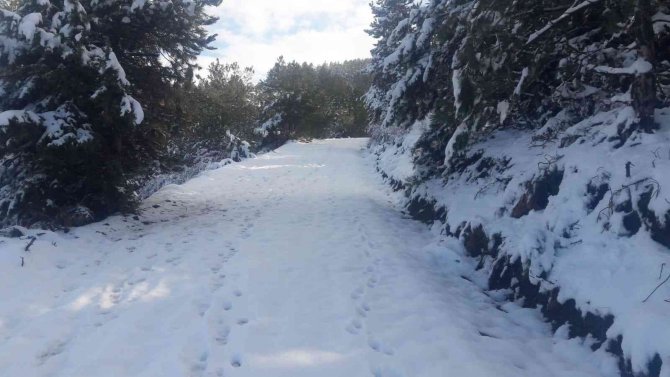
[20,256,24,267]
[529,273,557,285]
[537,153,563,172]
[24,237,36,252]
[568,220,582,230]
[643,270,670,303]
[597,178,661,223]
[661,263,667,280]
[652,147,661,159]
[589,167,607,181]
[474,177,512,199]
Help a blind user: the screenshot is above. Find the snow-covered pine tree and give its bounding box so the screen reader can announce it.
[366,0,670,177]
[0,0,219,227]
[365,0,413,132]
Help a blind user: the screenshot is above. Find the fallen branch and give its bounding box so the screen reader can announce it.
[24,237,36,252]
[643,270,670,303]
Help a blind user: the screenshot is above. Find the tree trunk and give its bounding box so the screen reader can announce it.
[632,0,658,132]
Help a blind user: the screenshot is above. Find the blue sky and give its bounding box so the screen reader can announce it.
[201,0,375,81]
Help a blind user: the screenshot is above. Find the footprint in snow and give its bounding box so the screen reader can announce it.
[36,339,69,365]
[222,301,233,311]
[214,326,231,345]
[195,299,211,317]
[210,280,224,291]
[345,319,363,335]
[230,355,243,368]
[190,352,209,375]
[165,256,181,265]
[237,318,249,326]
[369,338,382,352]
[129,277,146,285]
[233,289,243,297]
[351,287,364,300]
[368,339,394,356]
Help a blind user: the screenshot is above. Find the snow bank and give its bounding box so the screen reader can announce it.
[372,106,670,376]
[370,115,432,185]
[137,132,254,200]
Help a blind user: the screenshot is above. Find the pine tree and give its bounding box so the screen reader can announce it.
[366,0,670,176]
[365,0,414,131]
[0,0,220,227]
[256,57,371,148]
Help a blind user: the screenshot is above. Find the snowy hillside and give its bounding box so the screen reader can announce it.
[372,107,670,377]
[0,140,619,377]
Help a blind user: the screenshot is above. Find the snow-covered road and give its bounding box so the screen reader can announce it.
[0,139,617,377]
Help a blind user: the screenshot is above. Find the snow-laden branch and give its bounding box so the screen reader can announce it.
[514,67,529,95]
[594,58,653,75]
[526,0,601,44]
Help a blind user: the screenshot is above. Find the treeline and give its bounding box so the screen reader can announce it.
[257,58,370,149]
[0,0,370,227]
[366,0,670,175]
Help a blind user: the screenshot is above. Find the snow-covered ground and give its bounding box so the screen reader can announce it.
[0,139,618,377]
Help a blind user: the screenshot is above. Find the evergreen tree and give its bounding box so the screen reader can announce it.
[0,0,220,227]
[256,57,370,149]
[166,58,257,166]
[366,0,670,177]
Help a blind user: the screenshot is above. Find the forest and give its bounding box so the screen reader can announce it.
[0,0,369,226]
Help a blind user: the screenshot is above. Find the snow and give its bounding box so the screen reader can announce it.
[375,105,670,376]
[514,67,529,95]
[0,34,22,64]
[39,105,94,146]
[497,100,510,124]
[18,13,42,42]
[595,58,654,75]
[653,11,670,34]
[131,0,147,11]
[120,94,144,125]
[1,107,94,147]
[255,113,282,137]
[374,116,430,184]
[0,139,617,377]
[106,51,130,86]
[0,110,40,127]
[452,68,463,112]
[443,121,468,170]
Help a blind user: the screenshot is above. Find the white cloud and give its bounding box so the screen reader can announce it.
[200,0,375,81]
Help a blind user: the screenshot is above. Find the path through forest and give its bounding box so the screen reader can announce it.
[0,139,617,377]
